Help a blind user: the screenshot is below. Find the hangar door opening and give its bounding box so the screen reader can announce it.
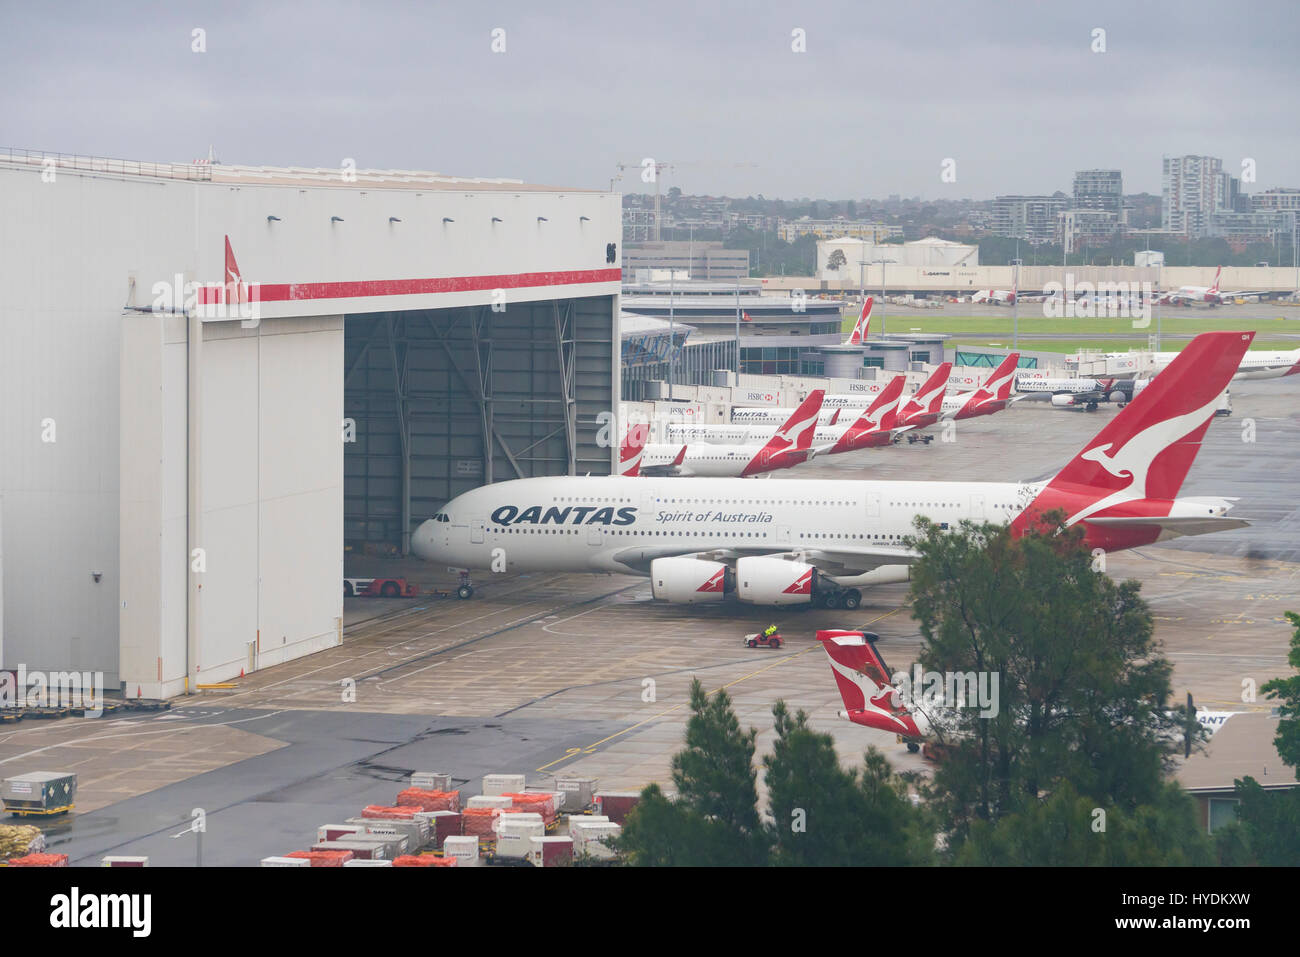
[343,297,617,553]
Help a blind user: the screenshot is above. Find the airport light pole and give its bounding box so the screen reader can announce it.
[1011,258,1022,351]
[734,280,741,377]
[669,272,675,399]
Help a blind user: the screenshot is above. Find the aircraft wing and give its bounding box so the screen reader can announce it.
[1082,515,1250,539]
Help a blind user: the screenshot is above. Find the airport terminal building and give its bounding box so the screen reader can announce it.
[0,150,622,697]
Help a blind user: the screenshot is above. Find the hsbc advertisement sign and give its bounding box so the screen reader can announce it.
[739,390,780,405]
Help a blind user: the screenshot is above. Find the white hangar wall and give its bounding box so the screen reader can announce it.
[1,155,622,698]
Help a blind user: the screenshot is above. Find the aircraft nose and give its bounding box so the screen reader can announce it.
[411,519,439,561]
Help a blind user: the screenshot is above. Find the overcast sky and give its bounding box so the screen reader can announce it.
[4,1,1299,199]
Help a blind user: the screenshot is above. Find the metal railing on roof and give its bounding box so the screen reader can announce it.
[0,147,213,181]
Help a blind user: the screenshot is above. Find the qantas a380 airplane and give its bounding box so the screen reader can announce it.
[412,331,1253,610]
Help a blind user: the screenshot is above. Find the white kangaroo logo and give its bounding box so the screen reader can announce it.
[1067,393,1222,526]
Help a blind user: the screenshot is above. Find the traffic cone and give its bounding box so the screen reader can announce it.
[136,686,142,699]
[239,668,245,678]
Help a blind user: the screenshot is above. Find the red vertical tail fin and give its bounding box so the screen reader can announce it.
[818,631,894,711]
[1013,331,1253,536]
[1208,266,1222,296]
[759,389,824,455]
[847,297,873,344]
[847,374,906,432]
[619,423,649,476]
[899,362,952,422]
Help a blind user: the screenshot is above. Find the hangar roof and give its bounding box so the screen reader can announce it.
[0,147,602,192]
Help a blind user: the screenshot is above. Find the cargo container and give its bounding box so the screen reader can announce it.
[482,773,526,796]
[494,814,546,859]
[337,831,409,857]
[555,776,597,811]
[410,772,454,792]
[1,772,77,816]
[466,794,513,810]
[345,816,427,850]
[570,821,621,861]
[312,839,393,861]
[318,824,366,843]
[528,836,574,868]
[343,858,393,867]
[413,810,462,848]
[442,835,480,866]
[101,856,149,867]
[594,791,641,824]
[261,856,312,867]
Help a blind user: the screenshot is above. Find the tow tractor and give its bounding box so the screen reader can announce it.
[343,577,418,598]
[344,572,475,600]
[744,629,783,649]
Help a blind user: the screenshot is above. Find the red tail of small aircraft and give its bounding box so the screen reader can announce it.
[817,631,925,738]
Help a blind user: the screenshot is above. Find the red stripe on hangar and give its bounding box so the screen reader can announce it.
[197,267,622,304]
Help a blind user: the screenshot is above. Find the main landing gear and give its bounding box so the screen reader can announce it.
[816,587,862,610]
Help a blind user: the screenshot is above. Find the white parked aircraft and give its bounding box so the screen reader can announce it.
[412,331,1253,609]
[1144,346,1300,381]
[628,390,825,478]
[666,377,905,452]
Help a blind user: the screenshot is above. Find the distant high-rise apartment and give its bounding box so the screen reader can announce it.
[1073,169,1123,215]
[991,194,1069,244]
[1162,155,1238,237]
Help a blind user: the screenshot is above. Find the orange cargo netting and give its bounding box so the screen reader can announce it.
[502,793,557,823]
[6,853,69,867]
[461,807,506,837]
[361,805,421,820]
[285,850,353,867]
[395,788,461,812]
[392,854,458,867]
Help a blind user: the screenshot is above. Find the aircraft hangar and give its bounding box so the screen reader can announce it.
[0,151,622,698]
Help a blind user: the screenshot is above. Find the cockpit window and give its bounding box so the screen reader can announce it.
[432,513,450,522]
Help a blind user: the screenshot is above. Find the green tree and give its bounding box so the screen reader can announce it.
[957,781,1213,866]
[763,701,932,866]
[1262,611,1300,770]
[616,679,769,865]
[906,516,1198,859]
[1226,776,1300,866]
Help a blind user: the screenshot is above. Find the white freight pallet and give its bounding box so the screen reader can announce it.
[443,835,481,867]
[481,774,526,797]
[261,856,311,867]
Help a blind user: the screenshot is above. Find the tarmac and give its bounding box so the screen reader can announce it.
[2,374,1295,864]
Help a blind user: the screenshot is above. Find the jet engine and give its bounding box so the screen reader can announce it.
[1050,393,1077,407]
[735,556,816,605]
[650,557,731,603]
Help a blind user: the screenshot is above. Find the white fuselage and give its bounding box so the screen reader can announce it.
[731,408,851,426]
[1015,376,1112,395]
[667,422,867,447]
[639,443,767,477]
[1149,349,1300,380]
[411,475,1038,578]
